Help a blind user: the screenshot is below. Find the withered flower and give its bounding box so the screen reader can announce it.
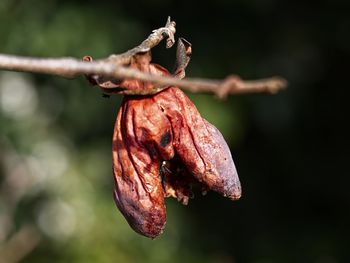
[85,39,241,238]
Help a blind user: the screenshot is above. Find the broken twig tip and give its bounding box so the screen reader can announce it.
[164,16,176,49]
[266,76,288,94]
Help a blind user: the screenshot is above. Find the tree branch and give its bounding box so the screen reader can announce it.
[107,16,176,66]
[0,54,115,78]
[0,17,287,97]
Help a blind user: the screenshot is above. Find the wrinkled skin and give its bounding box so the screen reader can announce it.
[154,86,241,200]
[113,85,241,238]
[86,52,241,238]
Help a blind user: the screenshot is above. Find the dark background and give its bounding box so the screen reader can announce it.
[0,0,349,262]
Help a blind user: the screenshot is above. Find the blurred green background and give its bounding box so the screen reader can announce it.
[0,0,349,262]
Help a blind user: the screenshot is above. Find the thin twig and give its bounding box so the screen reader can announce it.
[108,16,176,66]
[0,18,287,97]
[0,54,115,78]
[0,53,286,97]
[0,17,176,78]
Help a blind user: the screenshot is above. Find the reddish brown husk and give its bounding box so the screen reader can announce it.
[112,86,241,238]
[86,53,241,238]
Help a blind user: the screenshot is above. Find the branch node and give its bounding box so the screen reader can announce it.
[217,75,242,99]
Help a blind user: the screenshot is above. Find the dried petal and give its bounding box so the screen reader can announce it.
[173,38,192,79]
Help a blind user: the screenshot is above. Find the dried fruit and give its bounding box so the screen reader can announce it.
[85,42,241,238]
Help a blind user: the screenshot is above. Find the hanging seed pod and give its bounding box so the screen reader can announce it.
[111,85,241,238]
[85,39,241,238]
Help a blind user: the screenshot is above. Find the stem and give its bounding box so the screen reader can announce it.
[0,17,287,97]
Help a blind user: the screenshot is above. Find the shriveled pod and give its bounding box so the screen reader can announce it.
[112,94,173,238]
[153,87,241,200]
[85,39,241,238]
